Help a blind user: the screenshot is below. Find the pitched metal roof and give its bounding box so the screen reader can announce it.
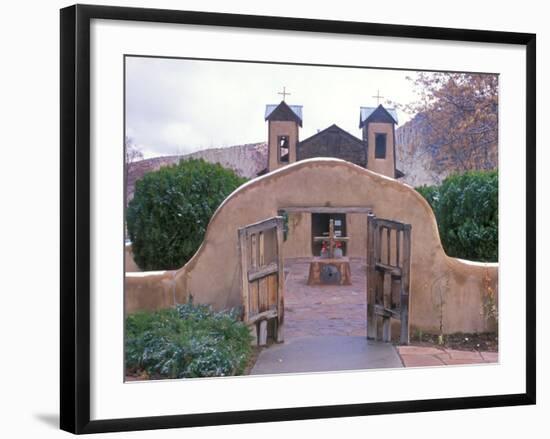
[265,103,303,121]
[359,105,398,126]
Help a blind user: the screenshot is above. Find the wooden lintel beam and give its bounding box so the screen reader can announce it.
[280,206,373,214]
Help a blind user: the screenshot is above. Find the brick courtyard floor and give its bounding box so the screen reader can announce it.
[284,257,368,339]
[282,257,498,368]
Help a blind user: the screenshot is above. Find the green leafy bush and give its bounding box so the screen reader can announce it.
[415,184,439,208]
[416,170,498,262]
[125,301,252,379]
[126,159,247,270]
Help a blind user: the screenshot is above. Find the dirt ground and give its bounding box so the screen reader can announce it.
[410,332,498,352]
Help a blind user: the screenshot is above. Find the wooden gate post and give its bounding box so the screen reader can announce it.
[400,225,412,345]
[238,228,250,324]
[366,214,377,340]
[275,216,285,343]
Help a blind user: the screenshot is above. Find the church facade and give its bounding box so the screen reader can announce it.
[260,100,403,179]
[259,100,404,259]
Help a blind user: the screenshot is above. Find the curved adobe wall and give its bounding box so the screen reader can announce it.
[126,159,498,334]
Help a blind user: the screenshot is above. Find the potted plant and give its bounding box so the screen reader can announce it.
[334,241,343,258]
[320,242,328,258]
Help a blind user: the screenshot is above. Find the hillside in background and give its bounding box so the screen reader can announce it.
[128,114,496,203]
[395,114,449,187]
[127,142,267,202]
[395,113,497,187]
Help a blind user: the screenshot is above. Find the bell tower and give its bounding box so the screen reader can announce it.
[265,98,302,172]
[359,104,398,178]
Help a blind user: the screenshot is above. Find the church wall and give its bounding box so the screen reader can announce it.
[125,159,498,335]
[366,122,395,178]
[268,120,298,171]
[347,213,368,257]
[282,212,311,258]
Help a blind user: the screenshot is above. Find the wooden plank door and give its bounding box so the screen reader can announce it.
[366,213,412,344]
[238,216,285,346]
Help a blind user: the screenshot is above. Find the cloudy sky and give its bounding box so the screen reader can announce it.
[125,56,422,159]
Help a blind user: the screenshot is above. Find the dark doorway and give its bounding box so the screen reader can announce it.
[311,213,347,257]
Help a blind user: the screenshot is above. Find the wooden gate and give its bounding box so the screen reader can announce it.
[366,213,412,344]
[238,216,285,346]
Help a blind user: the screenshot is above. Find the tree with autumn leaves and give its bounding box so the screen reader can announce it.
[395,73,498,175]
[398,73,499,263]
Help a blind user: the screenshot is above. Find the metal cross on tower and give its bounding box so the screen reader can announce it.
[278,86,291,101]
[372,89,384,105]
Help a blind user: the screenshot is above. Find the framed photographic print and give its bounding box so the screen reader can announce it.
[60,4,536,434]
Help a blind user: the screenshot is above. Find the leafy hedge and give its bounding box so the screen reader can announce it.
[126,159,247,270]
[125,301,252,379]
[416,170,498,262]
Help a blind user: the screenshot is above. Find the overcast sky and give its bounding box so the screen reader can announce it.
[125,56,422,159]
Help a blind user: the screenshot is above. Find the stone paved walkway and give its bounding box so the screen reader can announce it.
[284,257,367,338]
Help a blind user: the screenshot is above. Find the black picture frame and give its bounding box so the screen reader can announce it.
[60,4,536,434]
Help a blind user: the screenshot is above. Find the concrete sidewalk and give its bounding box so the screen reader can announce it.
[250,336,404,375]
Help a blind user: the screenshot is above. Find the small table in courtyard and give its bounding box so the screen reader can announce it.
[307,256,352,285]
[307,218,352,285]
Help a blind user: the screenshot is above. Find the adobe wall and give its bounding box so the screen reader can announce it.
[125,270,176,315]
[125,159,498,334]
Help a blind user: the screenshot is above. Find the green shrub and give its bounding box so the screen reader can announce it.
[416,170,498,262]
[415,184,439,209]
[125,301,252,379]
[126,159,247,270]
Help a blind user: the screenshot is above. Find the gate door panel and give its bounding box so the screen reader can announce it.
[238,216,285,346]
[366,213,412,344]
